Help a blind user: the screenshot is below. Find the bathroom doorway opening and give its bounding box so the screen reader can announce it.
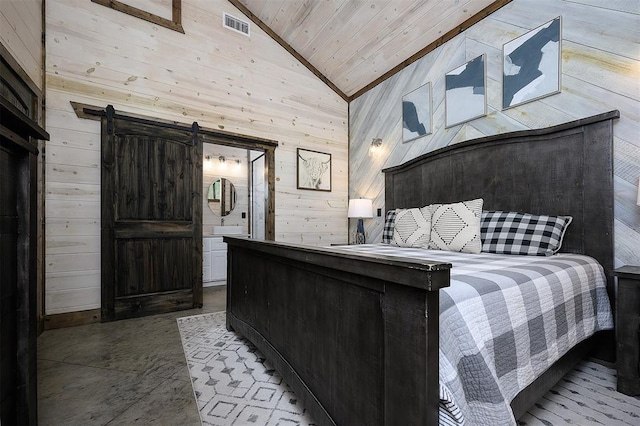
[202,144,267,239]
[201,142,273,289]
[200,132,276,240]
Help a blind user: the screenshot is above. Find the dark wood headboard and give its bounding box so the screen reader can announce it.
[383,110,619,289]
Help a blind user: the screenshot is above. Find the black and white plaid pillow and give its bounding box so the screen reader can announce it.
[481,211,572,256]
[382,209,397,243]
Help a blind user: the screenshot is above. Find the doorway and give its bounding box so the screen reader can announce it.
[199,132,276,240]
[201,144,266,288]
[93,105,278,321]
[202,144,265,238]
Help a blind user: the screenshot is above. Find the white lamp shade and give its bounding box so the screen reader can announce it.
[348,198,373,218]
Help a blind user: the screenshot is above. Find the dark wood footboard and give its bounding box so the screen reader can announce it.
[224,237,451,426]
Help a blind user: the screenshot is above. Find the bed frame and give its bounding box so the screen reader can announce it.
[225,110,618,425]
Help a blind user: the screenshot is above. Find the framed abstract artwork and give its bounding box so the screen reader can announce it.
[297,148,331,191]
[503,16,561,109]
[445,54,487,127]
[402,82,432,143]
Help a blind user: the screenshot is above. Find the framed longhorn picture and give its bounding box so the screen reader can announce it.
[297,148,331,191]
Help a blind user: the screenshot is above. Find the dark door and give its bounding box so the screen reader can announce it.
[1,54,47,424]
[0,145,20,423]
[101,107,202,321]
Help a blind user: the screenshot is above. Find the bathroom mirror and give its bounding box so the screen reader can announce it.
[207,178,237,216]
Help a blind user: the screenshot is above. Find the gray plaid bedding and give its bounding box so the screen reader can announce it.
[334,244,614,425]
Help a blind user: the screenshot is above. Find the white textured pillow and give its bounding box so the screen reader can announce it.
[429,198,483,253]
[391,207,432,248]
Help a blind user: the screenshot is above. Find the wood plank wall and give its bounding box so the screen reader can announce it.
[349,0,640,267]
[44,0,348,315]
[0,0,42,91]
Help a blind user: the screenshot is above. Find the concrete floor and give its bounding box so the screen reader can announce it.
[37,286,226,426]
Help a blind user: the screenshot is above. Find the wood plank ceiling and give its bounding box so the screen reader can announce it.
[231,0,509,101]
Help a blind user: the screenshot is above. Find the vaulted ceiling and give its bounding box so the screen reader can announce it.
[230,0,510,100]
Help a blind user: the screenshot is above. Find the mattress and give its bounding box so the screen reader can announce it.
[334,244,614,425]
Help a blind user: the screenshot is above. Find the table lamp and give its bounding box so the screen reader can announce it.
[348,198,373,244]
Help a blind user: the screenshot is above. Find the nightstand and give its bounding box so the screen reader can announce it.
[614,265,640,395]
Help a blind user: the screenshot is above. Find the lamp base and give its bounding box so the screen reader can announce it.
[355,218,366,244]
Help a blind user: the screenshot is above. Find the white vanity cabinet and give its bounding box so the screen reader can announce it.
[210,239,227,282]
[203,236,227,286]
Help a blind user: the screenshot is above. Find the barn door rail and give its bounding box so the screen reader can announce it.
[72,102,279,149]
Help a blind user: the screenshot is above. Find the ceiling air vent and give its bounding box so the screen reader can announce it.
[223,12,250,36]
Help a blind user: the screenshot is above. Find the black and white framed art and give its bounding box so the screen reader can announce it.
[402,82,432,143]
[445,54,487,127]
[297,148,331,191]
[503,16,561,109]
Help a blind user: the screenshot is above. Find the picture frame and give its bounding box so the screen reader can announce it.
[402,82,432,143]
[445,54,487,127]
[91,0,184,33]
[502,16,561,109]
[297,148,331,191]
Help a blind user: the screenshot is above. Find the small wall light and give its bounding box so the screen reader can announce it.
[204,155,212,171]
[218,156,227,169]
[370,138,382,155]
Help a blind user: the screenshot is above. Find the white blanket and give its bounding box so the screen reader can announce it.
[336,245,614,425]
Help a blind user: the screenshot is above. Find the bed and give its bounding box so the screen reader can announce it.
[224,110,619,425]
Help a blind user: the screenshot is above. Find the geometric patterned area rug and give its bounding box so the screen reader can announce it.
[177,312,316,426]
[517,360,640,426]
[179,312,640,426]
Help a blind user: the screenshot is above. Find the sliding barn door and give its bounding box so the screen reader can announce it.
[101,107,202,321]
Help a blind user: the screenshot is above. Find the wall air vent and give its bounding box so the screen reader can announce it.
[223,12,250,36]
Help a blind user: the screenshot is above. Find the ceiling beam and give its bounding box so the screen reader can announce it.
[227,0,349,102]
[228,0,512,103]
